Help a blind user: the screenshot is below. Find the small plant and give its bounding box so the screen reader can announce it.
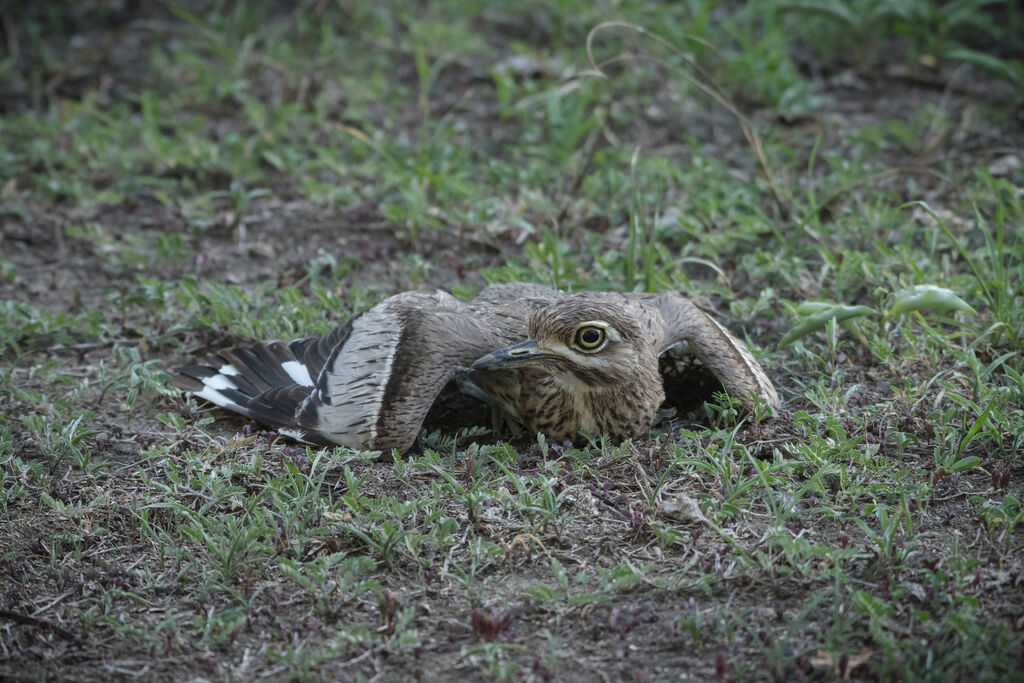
[780,284,974,348]
[470,608,514,642]
[973,493,1023,551]
[179,510,273,589]
[778,0,1024,97]
[855,500,917,565]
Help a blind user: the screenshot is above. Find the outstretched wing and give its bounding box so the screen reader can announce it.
[294,289,542,453]
[175,284,559,453]
[636,293,780,414]
[173,320,360,444]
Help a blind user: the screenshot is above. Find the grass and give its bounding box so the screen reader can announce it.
[1,0,1023,680]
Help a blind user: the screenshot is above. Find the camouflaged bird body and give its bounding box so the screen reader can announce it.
[175,283,779,454]
[466,295,667,441]
[517,370,663,440]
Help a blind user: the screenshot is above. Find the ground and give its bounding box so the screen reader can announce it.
[1,2,1023,681]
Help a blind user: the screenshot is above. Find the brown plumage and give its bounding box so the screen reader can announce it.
[173,284,780,454]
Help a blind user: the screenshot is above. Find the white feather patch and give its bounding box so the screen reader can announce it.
[196,385,240,410]
[202,374,238,391]
[281,360,314,387]
[218,364,240,376]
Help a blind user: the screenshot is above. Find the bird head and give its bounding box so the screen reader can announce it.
[470,295,659,388]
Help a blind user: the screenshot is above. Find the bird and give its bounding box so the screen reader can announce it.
[173,283,780,454]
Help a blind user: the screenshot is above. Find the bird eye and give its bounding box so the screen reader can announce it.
[574,325,606,351]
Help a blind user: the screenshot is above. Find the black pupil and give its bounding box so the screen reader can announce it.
[581,328,601,345]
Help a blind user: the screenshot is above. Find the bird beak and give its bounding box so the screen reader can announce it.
[471,339,551,370]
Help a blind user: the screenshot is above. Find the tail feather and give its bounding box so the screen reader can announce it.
[247,384,330,444]
[173,322,357,443]
[219,345,294,392]
[174,364,255,413]
[286,321,355,377]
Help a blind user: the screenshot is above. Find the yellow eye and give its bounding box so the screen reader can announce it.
[574,325,606,351]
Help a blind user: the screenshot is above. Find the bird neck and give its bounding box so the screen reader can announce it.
[555,363,664,436]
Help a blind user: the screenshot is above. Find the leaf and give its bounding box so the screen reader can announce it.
[886,285,976,319]
[949,456,980,473]
[524,585,558,602]
[852,590,891,618]
[777,0,859,26]
[551,557,568,591]
[779,302,875,347]
[903,202,991,304]
[960,401,993,450]
[945,47,1024,91]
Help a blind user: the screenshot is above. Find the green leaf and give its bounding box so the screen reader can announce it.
[949,456,980,472]
[777,0,859,26]
[945,47,1024,91]
[852,589,892,619]
[551,557,568,591]
[524,585,558,602]
[886,285,976,319]
[779,302,875,347]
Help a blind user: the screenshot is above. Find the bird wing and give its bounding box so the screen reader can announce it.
[175,284,559,452]
[295,288,550,453]
[634,293,780,414]
[173,320,360,444]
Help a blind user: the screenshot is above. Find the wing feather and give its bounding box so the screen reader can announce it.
[636,293,780,414]
[296,289,538,453]
[176,283,562,452]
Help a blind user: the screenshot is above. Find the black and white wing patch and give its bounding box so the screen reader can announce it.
[175,285,550,453]
[173,320,357,445]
